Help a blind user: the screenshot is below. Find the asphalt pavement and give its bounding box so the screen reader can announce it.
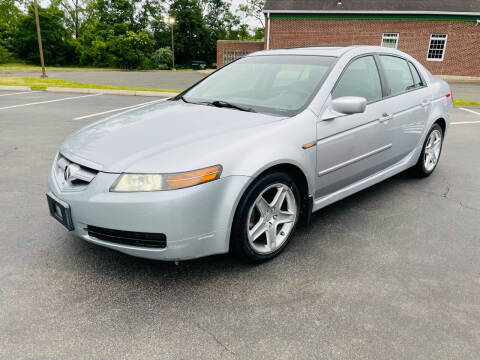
[1,90,479,359]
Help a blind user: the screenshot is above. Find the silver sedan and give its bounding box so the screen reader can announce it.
[47,46,452,262]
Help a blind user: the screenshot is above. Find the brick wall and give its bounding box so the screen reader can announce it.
[216,40,265,68]
[265,18,480,76]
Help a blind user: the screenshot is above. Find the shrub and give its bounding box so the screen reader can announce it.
[108,31,153,69]
[151,47,173,70]
[0,44,12,63]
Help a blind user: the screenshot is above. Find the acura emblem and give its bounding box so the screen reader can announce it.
[64,164,80,181]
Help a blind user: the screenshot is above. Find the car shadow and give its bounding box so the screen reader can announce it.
[60,170,417,286]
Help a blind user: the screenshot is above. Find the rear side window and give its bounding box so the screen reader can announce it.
[408,62,424,87]
[379,55,415,96]
[332,56,382,103]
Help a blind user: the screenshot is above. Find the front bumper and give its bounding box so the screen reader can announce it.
[48,166,250,260]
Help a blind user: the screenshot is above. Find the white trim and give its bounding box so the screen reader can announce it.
[266,11,271,50]
[381,32,399,49]
[262,10,480,16]
[427,34,448,62]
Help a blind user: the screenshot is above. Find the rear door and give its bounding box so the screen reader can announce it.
[377,55,431,161]
[315,55,393,198]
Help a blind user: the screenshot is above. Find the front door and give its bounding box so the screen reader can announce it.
[315,55,392,198]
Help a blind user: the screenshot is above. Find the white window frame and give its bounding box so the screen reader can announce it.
[427,34,448,62]
[381,33,399,49]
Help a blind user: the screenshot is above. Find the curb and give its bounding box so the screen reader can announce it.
[45,87,179,97]
[437,75,480,83]
[0,85,31,91]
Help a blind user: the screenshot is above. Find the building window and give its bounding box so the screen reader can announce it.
[427,34,448,61]
[381,33,399,49]
[223,50,252,65]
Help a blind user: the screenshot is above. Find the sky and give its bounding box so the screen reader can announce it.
[231,0,261,27]
[37,0,262,27]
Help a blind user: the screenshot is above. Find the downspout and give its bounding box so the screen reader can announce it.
[266,11,271,50]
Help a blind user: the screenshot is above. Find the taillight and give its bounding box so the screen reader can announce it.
[446,93,453,101]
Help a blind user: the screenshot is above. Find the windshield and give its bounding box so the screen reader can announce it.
[181,55,336,116]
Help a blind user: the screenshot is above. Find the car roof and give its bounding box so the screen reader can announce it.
[248,45,402,58]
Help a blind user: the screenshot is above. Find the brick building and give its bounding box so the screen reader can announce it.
[217,0,480,77]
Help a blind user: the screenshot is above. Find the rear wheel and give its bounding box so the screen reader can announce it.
[230,172,301,262]
[412,123,444,177]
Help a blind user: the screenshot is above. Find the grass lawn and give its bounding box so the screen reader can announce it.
[452,99,480,107]
[0,74,478,106]
[0,76,181,93]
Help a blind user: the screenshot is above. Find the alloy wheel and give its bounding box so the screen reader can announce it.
[424,129,442,172]
[246,183,297,254]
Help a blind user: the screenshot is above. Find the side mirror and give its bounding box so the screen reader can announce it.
[331,96,367,115]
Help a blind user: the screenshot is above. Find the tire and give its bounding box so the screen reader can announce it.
[230,172,301,263]
[412,123,444,178]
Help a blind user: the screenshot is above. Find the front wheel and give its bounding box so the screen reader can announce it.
[230,172,301,263]
[412,123,444,177]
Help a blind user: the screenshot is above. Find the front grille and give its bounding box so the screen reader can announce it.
[87,225,167,248]
[55,154,99,190]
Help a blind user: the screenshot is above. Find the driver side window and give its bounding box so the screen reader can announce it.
[332,56,383,103]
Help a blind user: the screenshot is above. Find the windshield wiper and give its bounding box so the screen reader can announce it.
[179,96,256,113]
[210,100,256,113]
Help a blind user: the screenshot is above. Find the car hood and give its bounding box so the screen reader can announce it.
[60,100,281,173]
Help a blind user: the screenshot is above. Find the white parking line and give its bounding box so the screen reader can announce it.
[72,99,166,120]
[451,107,480,125]
[0,91,41,97]
[459,107,480,116]
[0,93,101,110]
[451,121,480,125]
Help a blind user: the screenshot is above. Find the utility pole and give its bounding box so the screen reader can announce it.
[171,21,175,71]
[33,0,47,78]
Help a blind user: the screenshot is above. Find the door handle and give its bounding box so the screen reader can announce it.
[421,100,431,108]
[379,113,393,123]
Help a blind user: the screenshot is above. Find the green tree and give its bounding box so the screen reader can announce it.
[14,3,75,65]
[238,0,265,27]
[0,0,24,54]
[253,27,264,40]
[109,30,153,69]
[0,44,13,63]
[76,29,118,66]
[168,0,210,64]
[51,0,86,38]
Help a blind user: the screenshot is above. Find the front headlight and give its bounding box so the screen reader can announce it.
[110,165,222,192]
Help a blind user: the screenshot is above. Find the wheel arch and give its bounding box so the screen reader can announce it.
[226,161,311,252]
[434,117,447,135]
